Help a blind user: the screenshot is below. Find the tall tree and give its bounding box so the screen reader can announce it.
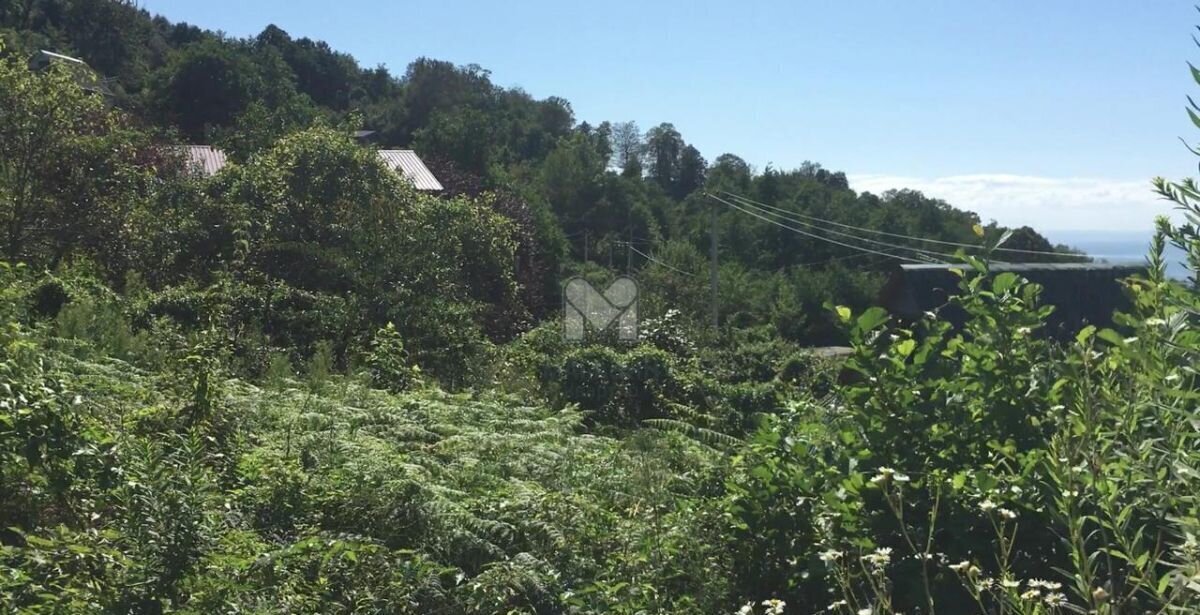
[644,122,683,193]
[0,48,148,269]
[609,120,643,174]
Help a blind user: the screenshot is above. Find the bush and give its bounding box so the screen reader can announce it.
[559,346,625,421]
[365,322,418,393]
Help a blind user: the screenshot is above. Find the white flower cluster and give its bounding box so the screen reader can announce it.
[869,466,910,485]
[1017,579,1068,607]
[736,598,786,615]
[819,549,843,563]
[861,547,892,568]
[762,598,786,614]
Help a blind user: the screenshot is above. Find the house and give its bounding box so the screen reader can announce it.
[878,262,1141,336]
[178,145,444,191]
[28,50,113,97]
[179,145,228,177]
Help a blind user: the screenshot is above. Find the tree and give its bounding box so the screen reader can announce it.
[0,48,149,270]
[609,120,643,174]
[676,144,707,199]
[708,153,752,191]
[148,39,269,139]
[644,122,683,193]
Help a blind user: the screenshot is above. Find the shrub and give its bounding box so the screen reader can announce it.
[559,345,625,421]
[365,322,418,393]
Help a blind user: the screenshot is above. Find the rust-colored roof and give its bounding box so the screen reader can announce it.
[377,149,444,191]
[180,145,228,177]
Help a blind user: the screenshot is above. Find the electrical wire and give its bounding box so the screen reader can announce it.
[625,244,699,277]
[722,194,971,262]
[720,190,1095,259]
[707,193,938,264]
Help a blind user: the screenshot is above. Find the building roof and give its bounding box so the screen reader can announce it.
[179,145,228,177]
[29,50,113,96]
[879,261,1142,335]
[176,145,444,191]
[898,262,1132,273]
[29,50,89,69]
[377,149,445,191]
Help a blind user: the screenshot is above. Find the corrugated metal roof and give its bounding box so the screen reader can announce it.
[881,262,1141,335]
[180,145,228,177]
[378,149,444,191]
[900,262,1132,273]
[174,146,442,190]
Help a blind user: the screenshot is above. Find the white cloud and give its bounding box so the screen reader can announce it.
[847,173,1177,231]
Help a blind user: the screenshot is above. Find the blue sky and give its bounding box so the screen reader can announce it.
[144,0,1200,230]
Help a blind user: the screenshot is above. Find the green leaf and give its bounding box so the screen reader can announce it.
[836,305,852,324]
[896,339,917,358]
[992,272,1019,294]
[1075,325,1097,344]
[855,307,889,334]
[1096,328,1126,347]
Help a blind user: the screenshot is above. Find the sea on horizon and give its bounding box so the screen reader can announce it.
[1045,230,1190,281]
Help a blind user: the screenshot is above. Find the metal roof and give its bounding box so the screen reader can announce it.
[179,145,228,177]
[900,262,1136,273]
[377,149,444,191]
[30,50,89,68]
[881,262,1142,336]
[174,146,442,191]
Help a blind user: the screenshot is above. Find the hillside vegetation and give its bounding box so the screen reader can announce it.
[2,2,1200,614]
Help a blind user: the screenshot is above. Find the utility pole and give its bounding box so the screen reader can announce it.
[710,195,719,329]
[626,227,633,273]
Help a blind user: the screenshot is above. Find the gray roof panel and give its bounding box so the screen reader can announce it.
[175,145,443,191]
[180,145,228,177]
[377,149,444,191]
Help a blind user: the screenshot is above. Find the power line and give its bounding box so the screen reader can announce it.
[799,251,882,267]
[624,243,699,277]
[707,193,938,264]
[726,195,969,262]
[720,190,1094,259]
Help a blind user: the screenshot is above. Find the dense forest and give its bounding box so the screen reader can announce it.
[0,0,1080,348]
[3,1,1199,614]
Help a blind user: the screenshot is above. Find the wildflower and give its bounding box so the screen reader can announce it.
[893,472,911,483]
[1000,579,1020,589]
[979,499,997,512]
[819,549,844,563]
[858,609,873,615]
[826,600,847,611]
[998,508,1018,520]
[1021,589,1041,600]
[862,547,892,567]
[737,602,755,615]
[949,560,971,572]
[1092,587,1109,602]
[1043,592,1068,607]
[761,598,786,615]
[1028,579,1061,590]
